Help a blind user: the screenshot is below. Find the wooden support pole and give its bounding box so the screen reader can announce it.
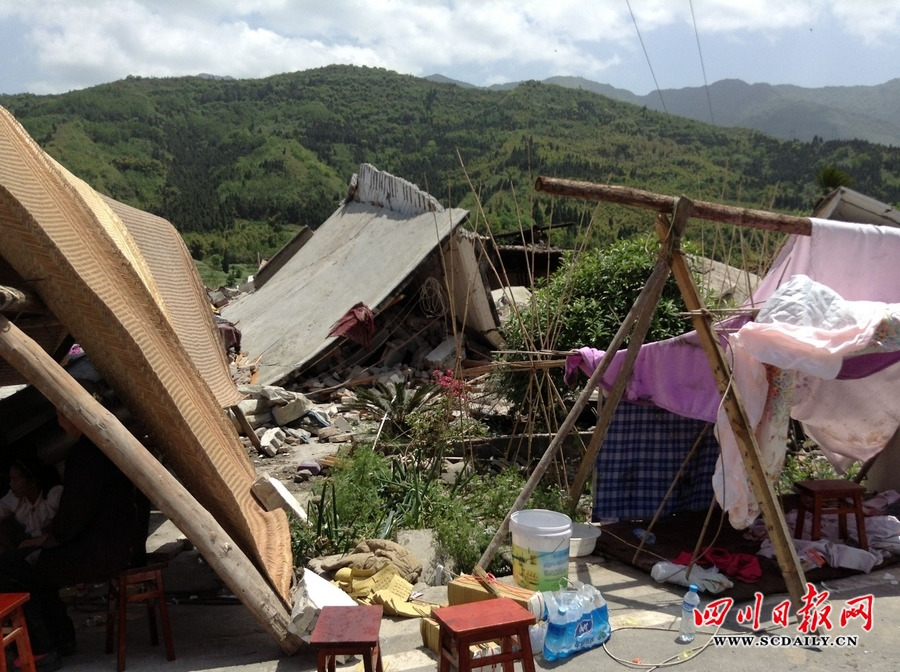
[476,247,675,571]
[565,207,689,516]
[535,178,812,236]
[0,284,50,315]
[535,176,811,608]
[663,198,807,609]
[231,404,264,453]
[0,315,304,655]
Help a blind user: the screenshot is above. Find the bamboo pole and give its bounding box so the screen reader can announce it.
[475,249,674,571]
[663,199,807,610]
[535,178,812,236]
[533,174,810,609]
[565,208,689,515]
[0,315,304,654]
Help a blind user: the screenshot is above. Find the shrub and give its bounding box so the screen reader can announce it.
[494,235,692,414]
[431,467,568,576]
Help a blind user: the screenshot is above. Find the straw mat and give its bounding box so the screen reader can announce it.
[0,106,291,603]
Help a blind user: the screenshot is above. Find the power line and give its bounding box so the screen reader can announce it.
[625,0,668,114]
[689,0,715,124]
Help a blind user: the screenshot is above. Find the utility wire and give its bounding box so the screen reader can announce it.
[625,0,668,114]
[689,0,715,124]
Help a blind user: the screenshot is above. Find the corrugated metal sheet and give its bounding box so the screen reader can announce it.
[814,187,900,227]
[222,164,469,385]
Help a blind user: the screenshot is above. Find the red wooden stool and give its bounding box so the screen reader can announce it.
[310,605,384,672]
[432,597,536,672]
[0,593,35,672]
[793,480,868,552]
[105,563,176,672]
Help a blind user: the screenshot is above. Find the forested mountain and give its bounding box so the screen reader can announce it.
[2,65,899,271]
[482,76,900,147]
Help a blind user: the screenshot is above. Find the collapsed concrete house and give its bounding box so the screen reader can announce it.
[0,107,301,651]
[221,163,502,388]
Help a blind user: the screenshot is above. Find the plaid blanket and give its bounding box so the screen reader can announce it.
[592,401,719,520]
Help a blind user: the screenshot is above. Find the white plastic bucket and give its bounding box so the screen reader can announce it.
[510,509,572,591]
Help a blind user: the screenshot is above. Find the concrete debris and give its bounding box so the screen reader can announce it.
[297,461,321,476]
[294,469,313,483]
[272,397,314,426]
[243,410,273,427]
[284,427,312,443]
[289,569,357,641]
[330,414,352,432]
[490,286,532,322]
[251,473,308,523]
[233,383,360,465]
[424,334,465,371]
[315,426,342,441]
[259,427,286,457]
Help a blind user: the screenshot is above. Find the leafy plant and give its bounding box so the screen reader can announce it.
[347,379,442,440]
[494,235,693,414]
[777,448,861,495]
[291,446,391,565]
[374,448,446,535]
[431,467,568,576]
[816,165,855,194]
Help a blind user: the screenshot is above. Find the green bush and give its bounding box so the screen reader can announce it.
[291,446,391,565]
[431,467,568,576]
[290,448,569,576]
[494,235,693,414]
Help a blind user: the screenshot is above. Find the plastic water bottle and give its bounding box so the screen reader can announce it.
[543,601,569,661]
[572,583,609,648]
[676,584,700,644]
[572,585,594,651]
[633,527,656,545]
[528,590,557,622]
[543,590,578,660]
[588,586,611,646]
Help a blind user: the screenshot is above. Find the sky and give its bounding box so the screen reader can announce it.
[0,1,898,96]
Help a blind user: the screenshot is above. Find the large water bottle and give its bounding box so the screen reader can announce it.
[676,584,701,644]
[543,601,568,661]
[588,586,611,645]
[543,590,578,660]
[528,590,558,622]
[572,585,594,651]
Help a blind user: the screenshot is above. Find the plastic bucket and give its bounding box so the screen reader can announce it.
[509,509,572,591]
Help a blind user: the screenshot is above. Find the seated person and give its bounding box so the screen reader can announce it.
[0,454,63,552]
[0,405,150,669]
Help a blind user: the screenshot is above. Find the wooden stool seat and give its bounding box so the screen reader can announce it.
[793,479,868,552]
[310,605,384,672]
[0,593,36,672]
[432,597,536,672]
[105,562,175,672]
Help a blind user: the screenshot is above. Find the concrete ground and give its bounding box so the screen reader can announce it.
[55,517,900,672]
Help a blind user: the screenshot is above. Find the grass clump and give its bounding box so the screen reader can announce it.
[431,467,567,576]
[290,446,568,576]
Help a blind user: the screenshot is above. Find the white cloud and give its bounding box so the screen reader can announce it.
[0,0,896,94]
[832,1,900,45]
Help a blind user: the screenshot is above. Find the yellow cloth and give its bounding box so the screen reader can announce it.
[332,564,433,617]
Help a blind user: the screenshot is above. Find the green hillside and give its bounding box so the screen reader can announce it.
[2,65,899,273]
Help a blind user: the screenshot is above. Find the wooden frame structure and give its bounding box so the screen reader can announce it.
[478,178,810,610]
